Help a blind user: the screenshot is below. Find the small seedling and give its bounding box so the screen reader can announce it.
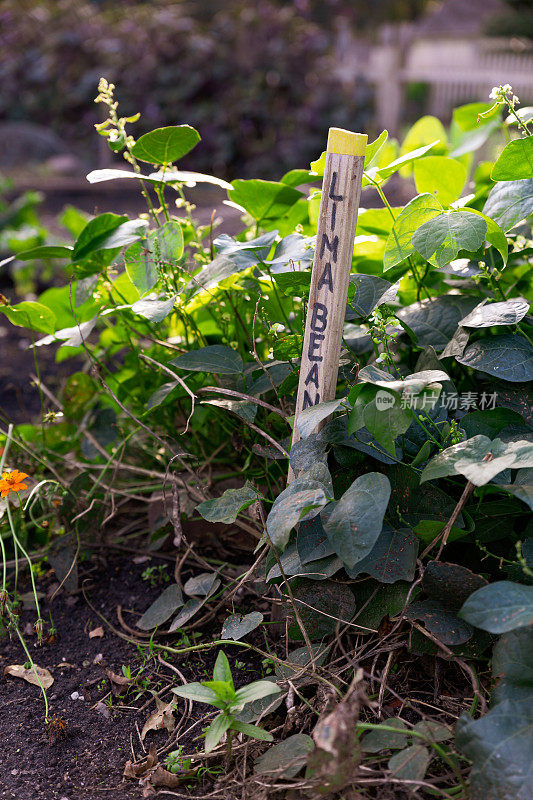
[141,564,170,587]
[165,745,193,773]
[172,651,280,757]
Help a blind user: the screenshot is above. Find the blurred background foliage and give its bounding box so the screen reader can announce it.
[0,0,430,178]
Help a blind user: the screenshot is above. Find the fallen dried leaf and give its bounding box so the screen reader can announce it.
[141,697,175,740]
[89,626,104,639]
[4,663,54,689]
[105,668,131,696]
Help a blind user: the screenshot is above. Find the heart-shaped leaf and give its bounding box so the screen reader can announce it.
[346,527,418,584]
[323,472,391,568]
[170,345,244,375]
[492,627,533,704]
[460,298,529,328]
[254,734,314,778]
[412,211,487,268]
[137,584,184,630]
[492,136,533,181]
[459,581,533,633]
[456,335,533,382]
[421,435,533,486]
[221,612,263,641]
[196,482,260,524]
[131,125,200,164]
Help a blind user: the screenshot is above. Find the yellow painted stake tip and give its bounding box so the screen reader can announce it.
[327,128,367,157]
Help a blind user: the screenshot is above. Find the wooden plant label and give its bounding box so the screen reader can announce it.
[290,128,367,461]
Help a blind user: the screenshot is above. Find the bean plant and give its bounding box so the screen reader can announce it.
[0,80,532,798]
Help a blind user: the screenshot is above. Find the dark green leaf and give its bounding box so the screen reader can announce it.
[170,345,244,375]
[266,465,332,550]
[456,700,533,800]
[460,298,529,327]
[352,581,412,631]
[137,584,184,630]
[346,527,418,584]
[492,627,533,704]
[296,399,344,440]
[406,599,473,645]
[483,179,533,232]
[288,579,356,640]
[73,213,128,261]
[388,745,430,782]
[422,561,487,612]
[459,581,533,633]
[397,295,478,351]
[361,719,409,752]
[254,734,314,778]
[183,572,220,597]
[196,482,259,524]
[324,472,391,568]
[221,612,264,641]
[346,274,399,319]
[457,335,533,382]
[421,435,533,486]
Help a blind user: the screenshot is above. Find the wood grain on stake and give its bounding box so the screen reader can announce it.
[289,128,367,476]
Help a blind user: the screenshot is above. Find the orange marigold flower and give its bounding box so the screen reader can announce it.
[0,470,29,497]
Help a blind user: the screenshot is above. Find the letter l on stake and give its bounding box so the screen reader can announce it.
[289,128,367,482]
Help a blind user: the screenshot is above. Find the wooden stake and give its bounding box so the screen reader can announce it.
[289,128,367,478]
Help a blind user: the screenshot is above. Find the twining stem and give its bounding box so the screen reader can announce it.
[421,479,475,560]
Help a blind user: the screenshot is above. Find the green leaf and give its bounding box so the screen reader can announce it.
[364,130,389,167]
[492,136,533,181]
[400,116,448,163]
[266,465,332,550]
[421,435,533,486]
[213,651,233,685]
[124,240,157,296]
[422,561,487,612]
[413,720,452,742]
[229,179,302,222]
[384,193,442,271]
[266,542,341,583]
[352,581,411,631]
[296,399,344,440]
[96,218,149,251]
[274,270,311,296]
[168,597,206,631]
[406,599,473,645]
[230,720,273,741]
[130,125,200,164]
[254,734,314,778]
[202,680,235,703]
[0,301,56,334]
[346,527,418,584]
[205,714,232,753]
[397,295,478,351]
[456,700,533,800]
[459,581,533,633]
[137,584,184,630]
[492,627,533,704]
[152,220,184,262]
[87,167,232,191]
[131,297,175,323]
[172,682,220,705]
[170,345,244,375]
[361,719,409,752]
[362,394,413,457]
[483,178,533,232]
[221,612,264,641]
[72,213,128,261]
[233,681,281,707]
[323,472,391,568]
[196,482,260,524]
[346,274,398,318]
[183,572,220,597]
[412,211,487,268]
[388,745,430,782]
[457,335,533,382]
[17,245,73,261]
[373,141,441,182]
[502,468,533,510]
[146,380,181,411]
[289,579,356,640]
[358,366,449,394]
[414,156,467,206]
[460,298,529,327]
